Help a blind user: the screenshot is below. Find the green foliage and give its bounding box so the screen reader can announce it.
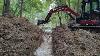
[0,0,3,15]
[0,0,82,27]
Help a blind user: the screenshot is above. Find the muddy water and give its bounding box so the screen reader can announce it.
[34,34,53,56]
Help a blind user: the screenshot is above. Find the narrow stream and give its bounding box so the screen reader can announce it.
[34,32,53,56]
[33,2,55,54]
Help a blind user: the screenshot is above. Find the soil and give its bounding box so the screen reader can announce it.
[52,24,100,56]
[1,16,100,56]
[0,17,43,56]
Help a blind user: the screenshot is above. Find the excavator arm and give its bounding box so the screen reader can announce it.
[37,5,80,25]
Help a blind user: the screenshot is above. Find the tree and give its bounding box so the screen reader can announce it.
[2,0,10,16]
[19,0,23,17]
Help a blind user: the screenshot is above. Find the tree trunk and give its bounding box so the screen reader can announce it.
[76,0,80,13]
[2,0,10,16]
[20,0,23,17]
[67,0,70,20]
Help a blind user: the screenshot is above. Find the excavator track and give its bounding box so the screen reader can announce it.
[68,24,100,33]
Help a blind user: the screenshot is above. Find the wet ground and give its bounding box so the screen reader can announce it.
[34,33,53,56]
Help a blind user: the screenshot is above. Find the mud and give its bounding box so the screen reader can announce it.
[52,25,100,56]
[0,17,43,56]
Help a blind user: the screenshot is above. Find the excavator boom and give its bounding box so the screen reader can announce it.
[37,5,80,25]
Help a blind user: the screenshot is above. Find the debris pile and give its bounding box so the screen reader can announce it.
[0,17,43,56]
[52,25,100,56]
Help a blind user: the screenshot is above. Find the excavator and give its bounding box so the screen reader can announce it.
[37,0,100,29]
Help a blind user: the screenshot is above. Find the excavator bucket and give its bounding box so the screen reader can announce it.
[37,20,45,25]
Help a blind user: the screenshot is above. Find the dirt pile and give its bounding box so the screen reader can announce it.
[0,17,43,56]
[52,25,100,56]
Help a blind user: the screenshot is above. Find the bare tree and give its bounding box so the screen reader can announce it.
[2,0,10,16]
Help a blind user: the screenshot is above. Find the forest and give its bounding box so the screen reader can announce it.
[0,0,100,56]
[0,0,82,27]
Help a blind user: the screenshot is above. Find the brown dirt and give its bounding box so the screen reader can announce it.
[52,25,100,56]
[0,17,43,56]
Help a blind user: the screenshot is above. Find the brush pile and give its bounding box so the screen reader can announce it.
[0,17,43,56]
[52,25,100,56]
